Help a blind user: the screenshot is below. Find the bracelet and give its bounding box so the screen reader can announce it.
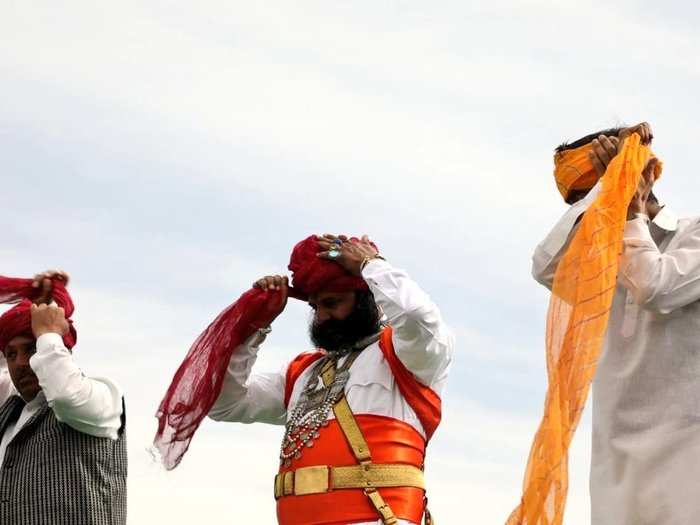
[360,254,386,272]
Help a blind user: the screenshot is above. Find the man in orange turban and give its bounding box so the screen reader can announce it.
[155,235,453,525]
[511,121,700,525]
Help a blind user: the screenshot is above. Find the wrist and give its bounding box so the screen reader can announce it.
[360,254,386,273]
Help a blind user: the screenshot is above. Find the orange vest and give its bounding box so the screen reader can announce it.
[276,327,441,525]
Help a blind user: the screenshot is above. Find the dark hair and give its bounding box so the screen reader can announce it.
[555,127,624,154]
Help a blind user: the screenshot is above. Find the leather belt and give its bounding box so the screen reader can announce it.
[274,463,425,499]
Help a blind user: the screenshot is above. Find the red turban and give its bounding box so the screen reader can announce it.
[154,235,374,470]
[0,276,77,352]
[287,235,371,300]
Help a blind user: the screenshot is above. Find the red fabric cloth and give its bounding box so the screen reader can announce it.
[287,235,372,300]
[154,235,376,470]
[0,276,76,352]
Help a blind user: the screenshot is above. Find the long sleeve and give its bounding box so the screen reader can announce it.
[532,183,601,289]
[361,258,453,388]
[29,333,123,439]
[620,217,700,314]
[208,330,287,425]
[0,353,16,407]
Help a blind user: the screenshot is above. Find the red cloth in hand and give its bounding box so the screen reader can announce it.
[154,287,286,470]
[154,235,378,469]
[0,276,77,352]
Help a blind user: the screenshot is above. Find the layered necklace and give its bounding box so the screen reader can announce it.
[279,330,382,467]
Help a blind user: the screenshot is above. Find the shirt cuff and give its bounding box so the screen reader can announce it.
[624,216,654,243]
[36,332,67,353]
[360,257,391,281]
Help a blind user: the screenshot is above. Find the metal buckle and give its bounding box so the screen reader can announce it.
[294,465,330,495]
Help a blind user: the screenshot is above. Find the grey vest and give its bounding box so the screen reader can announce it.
[0,395,127,525]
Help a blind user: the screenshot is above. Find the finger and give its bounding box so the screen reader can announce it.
[31,303,38,312]
[317,251,337,260]
[589,151,606,177]
[272,275,284,290]
[338,235,349,242]
[265,276,278,291]
[599,135,617,159]
[593,138,612,165]
[361,235,370,244]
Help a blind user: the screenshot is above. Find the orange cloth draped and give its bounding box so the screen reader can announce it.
[507,134,661,525]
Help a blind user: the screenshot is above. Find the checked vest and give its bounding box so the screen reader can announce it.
[0,395,128,525]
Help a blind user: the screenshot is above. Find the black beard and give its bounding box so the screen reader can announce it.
[309,291,381,352]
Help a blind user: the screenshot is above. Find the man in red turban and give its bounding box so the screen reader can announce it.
[155,235,454,525]
[0,270,126,525]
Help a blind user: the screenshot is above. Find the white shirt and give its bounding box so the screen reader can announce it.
[533,199,700,525]
[0,332,124,466]
[209,258,454,525]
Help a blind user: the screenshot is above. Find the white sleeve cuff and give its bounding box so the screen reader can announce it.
[35,332,68,353]
[624,217,654,243]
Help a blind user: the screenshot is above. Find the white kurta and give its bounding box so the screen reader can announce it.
[209,258,454,525]
[533,197,700,525]
[0,333,124,466]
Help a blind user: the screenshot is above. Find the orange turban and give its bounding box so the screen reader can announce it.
[553,144,600,201]
[554,142,662,202]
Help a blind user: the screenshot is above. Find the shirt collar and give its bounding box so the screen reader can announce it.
[652,206,679,232]
[22,390,47,408]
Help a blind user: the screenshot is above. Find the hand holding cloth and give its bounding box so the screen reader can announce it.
[0,276,76,352]
[154,235,372,470]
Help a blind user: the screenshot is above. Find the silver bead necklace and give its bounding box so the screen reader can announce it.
[279,330,382,466]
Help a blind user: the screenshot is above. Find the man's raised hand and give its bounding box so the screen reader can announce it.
[317,234,378,276]
[588,122,654,178]
[627,158,659,221]
[31,269,70,305]
[31,303,70,339]
[252,275,289,322]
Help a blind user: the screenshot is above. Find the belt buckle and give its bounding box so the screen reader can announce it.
[294,465,330,496]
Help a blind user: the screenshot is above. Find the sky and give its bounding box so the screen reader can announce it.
[2,1,700,523]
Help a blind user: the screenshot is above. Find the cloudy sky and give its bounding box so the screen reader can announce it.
[3,1,699,523]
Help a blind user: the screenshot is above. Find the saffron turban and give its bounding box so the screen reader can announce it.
[554,141,662,201]
[154,235,375,470]
[508,134,662,525]
[0,276,76,352]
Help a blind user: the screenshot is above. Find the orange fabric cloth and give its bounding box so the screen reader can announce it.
[378,327,442,441]
[508,134,661,525]
[276,415,426,525]
[553,143,600,201]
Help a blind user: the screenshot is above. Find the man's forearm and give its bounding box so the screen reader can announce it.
[362,258,453,387]
[30,333,123,438]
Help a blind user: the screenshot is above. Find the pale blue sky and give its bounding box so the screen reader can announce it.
[3,1,699,523]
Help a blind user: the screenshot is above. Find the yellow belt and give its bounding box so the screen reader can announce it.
[274,463,425,499]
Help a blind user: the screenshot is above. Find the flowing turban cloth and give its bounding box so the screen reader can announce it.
[154,235,374,470]
[0,276,77,352]
[507,134,662,525]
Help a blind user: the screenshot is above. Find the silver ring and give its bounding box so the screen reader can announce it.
[328,249,341,259]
